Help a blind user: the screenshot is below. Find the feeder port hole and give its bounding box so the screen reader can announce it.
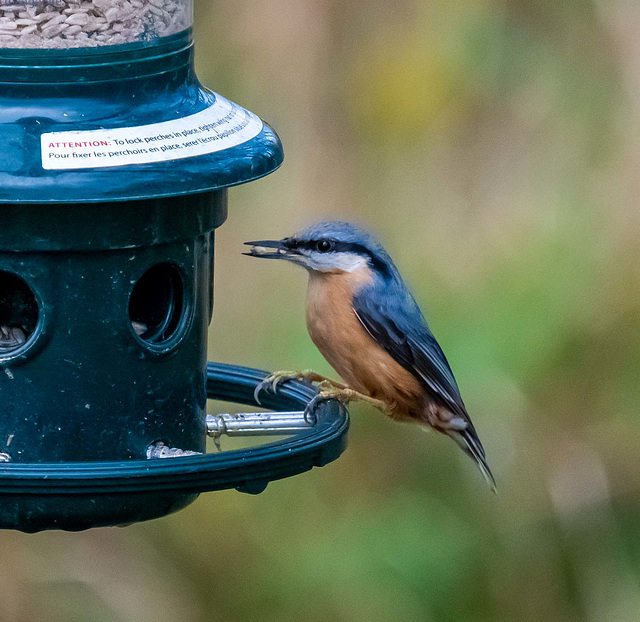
[128,263,187,348]
[0,271,39,355]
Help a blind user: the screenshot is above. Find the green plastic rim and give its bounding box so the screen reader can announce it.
[0,363,349,496]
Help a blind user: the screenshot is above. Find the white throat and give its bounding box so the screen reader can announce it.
[307,252,368,273]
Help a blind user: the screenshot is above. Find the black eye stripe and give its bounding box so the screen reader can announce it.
[285,238,391,276]
[289,239,369,255]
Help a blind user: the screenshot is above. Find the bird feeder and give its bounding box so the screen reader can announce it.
[0,0,348,533]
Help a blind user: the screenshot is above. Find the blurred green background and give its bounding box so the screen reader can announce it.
[3,0,640,620]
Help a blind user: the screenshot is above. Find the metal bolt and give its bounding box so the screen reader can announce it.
[206,411,315,438]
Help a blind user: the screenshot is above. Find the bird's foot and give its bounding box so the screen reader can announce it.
[304,385,388,418]
[253,369,346,404]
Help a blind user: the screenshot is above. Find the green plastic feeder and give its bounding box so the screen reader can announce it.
[0,0,348,533]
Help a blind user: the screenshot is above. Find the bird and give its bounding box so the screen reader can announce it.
[244,221,496,491]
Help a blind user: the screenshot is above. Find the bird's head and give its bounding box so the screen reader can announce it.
[244,221,394,276]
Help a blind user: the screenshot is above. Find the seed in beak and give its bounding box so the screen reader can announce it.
[247,245,288,257]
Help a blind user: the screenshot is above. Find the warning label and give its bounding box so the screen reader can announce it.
[41,95,263,170]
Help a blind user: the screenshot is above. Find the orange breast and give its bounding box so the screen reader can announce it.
[305,268,424,420]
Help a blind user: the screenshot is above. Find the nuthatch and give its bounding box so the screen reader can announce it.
[245,221,495,491]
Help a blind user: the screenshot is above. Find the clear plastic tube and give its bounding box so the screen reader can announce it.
[0,0,193,48]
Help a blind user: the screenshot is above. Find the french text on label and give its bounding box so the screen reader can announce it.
[41,96,263,170]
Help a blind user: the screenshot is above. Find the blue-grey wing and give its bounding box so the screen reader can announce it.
[352,283,468,420]
[353,280,494,489]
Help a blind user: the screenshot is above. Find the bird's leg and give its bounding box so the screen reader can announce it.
[306,384,389,417]
[254,369,346,404]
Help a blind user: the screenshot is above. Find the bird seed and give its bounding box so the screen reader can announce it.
[0,0,191,48]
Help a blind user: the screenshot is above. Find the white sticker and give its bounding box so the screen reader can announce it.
[40,96,263,170]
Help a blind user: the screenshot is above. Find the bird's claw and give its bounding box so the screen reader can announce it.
[303,394,323,422]
[253,370,321,405]
[303,386,350,420]
[253,372,290,405]
[253,378,271,406]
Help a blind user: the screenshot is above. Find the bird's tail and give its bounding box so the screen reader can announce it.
[446,427,497,493]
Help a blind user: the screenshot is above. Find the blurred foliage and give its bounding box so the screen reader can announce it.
[3,1,640,621]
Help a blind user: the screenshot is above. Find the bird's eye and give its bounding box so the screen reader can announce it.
[316,239,333,253]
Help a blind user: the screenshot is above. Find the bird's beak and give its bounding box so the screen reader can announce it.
[243,238,298,260]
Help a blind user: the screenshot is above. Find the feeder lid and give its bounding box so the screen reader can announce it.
[0,33,283,203]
